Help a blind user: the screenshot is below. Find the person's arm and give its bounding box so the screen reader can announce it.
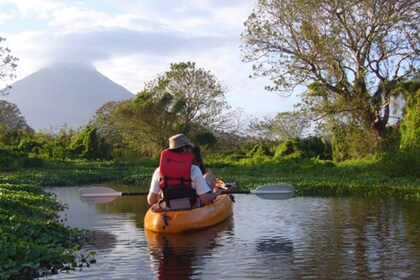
[191,166,221,204]
[147,168,161,205]
[198,188,222,204]
[203,168,216,190]
[147,192,159,205]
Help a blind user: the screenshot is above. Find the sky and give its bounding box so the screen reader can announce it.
[0,0,300,119]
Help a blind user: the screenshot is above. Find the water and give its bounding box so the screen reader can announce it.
[46,183,420,279]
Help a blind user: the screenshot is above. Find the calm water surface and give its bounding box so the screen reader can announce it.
[45,183,420,280]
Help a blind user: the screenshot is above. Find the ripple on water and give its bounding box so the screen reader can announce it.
[46,186,420,280]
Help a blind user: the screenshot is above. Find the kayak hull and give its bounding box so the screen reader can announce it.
[144,194,234,233]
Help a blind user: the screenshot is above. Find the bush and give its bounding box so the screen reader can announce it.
[300,136,332,160]
[0,146,44,169]
[274,138,301,159]
[0,147,19,169]
[381,150,420,178]
[22,157,44,168]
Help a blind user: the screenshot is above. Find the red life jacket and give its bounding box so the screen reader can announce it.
[159,149,194,190]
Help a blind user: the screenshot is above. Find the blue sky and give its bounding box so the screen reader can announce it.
[0,0,300,119]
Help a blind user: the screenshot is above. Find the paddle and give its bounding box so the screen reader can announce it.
[79,184,294,204]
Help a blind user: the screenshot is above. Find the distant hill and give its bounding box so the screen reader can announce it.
[1,64,134,131]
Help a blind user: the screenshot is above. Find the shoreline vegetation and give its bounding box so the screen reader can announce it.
[1,158,419,279]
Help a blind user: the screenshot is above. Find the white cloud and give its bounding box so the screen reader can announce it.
[5,0,66,19]
[4,0,299,119]
[0,11,14,22]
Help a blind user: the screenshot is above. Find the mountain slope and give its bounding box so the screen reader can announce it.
[2,64,134,130]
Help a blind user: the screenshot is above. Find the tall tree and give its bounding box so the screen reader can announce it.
[89,62,244,156]
[0,37,18,96]
[89,101,126,155]
[0,100,32,131]
[149,62,231,133]
[250,111,310,141]
[241,0,419,152]
[116,90,180,155]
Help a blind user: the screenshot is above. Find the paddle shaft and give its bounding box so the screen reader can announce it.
[121,190,250,196]
[82,190,253,197]
[121,191,148,196]
[121,190,287,195]
[79,184,294,204]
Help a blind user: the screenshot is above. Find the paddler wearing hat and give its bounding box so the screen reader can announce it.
[147,134,222,210]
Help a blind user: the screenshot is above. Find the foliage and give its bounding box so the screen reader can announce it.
[272,137,332,160]
[250,111,310,141]
[241,0,420,154]
[0,183,88,279]
[247,143,273,158]
[191,130,217,149]
[0,37,18,96]
[274,138,302,160]
[67,126,101,160]
[89,101,125,158]
[0,100,33,132]
[90,61,243,157]
[0,145,21,169]
[0,145,43,169]
[158,61,231,133]
[300,136,332,159]
[19,126,79,160]
[381,150,419,178]
[114,90,180,156]
[331,122,379,161]
[208,157,419,199]
[380,81,420,177]
[399,80,419,153]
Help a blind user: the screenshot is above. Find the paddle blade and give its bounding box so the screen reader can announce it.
[79,186,122,204]
[251,184,294,200]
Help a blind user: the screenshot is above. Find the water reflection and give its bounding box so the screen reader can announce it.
[256,236,293,254]
[146,218,234,280]
[45,184,420,280]
[88,230,118,250]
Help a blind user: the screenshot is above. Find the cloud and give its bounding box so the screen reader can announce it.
[4,0,299,119]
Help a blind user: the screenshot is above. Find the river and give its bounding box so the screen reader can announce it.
[45,183,420,279]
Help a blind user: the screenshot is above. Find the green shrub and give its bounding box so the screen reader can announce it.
[274,138,301,159]
[0,183,87,278]
[381,150,420,178]
[22,157,44,168]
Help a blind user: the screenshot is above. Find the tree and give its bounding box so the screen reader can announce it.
[67,126,100,160]
[250,111,310,141]
[0,37,18,96]
[399,80,420,153]
[148,62,231,133]
[89,62,245,156]
[241,0,419,153]
[0,100,32,130]
[115,90,181,155]
[89,101,127,157]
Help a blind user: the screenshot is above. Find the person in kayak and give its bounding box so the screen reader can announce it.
[147,133,221,209]
[192,145,216,191]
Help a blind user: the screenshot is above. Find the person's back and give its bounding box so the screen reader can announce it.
[158,146,197,208]
[147,134,221,209]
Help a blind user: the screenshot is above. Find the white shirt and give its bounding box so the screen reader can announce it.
[149,165,211,196]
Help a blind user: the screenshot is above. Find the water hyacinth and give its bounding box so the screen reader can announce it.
[0,183,90,279]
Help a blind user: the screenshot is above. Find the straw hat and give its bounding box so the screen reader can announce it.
[168,134,193,150]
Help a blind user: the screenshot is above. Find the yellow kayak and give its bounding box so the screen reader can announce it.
[144,193,234,233]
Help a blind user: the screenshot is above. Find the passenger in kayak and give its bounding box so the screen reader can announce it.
[191,146,216,191]
[147,134,221,209]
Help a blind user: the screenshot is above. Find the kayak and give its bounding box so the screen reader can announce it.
[144,193,234,233]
